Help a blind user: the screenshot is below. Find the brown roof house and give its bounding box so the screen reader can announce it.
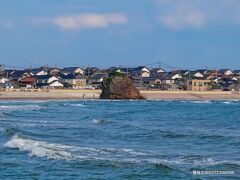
[18,77,37,89]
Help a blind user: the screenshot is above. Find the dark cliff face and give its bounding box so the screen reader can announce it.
[100,76,144,99]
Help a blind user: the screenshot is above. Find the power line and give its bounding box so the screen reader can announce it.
[1,60,186,71]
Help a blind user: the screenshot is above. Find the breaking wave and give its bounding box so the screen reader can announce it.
[4,134,74,160]
[0,105,44,112]
[4,134,146,161]
[63,103,86,107]
[4,134,240,173]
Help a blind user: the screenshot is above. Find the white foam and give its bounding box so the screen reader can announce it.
[4,135,73,160]
[71,104,86,107]
[100,147,146,156]
[118,148,146,155]
[209,160,240,166]
[4,134,149,162]
[7,135,235,169]
[7,135,227,167]
[191,100,212,104]
[223,101,232,104]
[0,105,44,112]
[92,119,105,125]
[64,103,86,107]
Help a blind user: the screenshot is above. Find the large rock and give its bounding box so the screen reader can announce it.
[100,76,144,99]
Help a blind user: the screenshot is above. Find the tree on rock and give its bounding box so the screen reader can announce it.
[100,71,144,99]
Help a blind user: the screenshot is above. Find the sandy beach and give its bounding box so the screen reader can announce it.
[0,89,240,100]
[0,89,101,100]
[141,90,240,100]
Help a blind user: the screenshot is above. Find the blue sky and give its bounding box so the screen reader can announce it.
[0,0,240,70]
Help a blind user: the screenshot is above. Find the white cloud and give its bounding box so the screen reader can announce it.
[158,11,206,30]
[52,13,128,30]
[156,0,240,30]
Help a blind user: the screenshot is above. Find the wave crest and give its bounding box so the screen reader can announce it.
[4,135,73,160]
[0,105,44,112]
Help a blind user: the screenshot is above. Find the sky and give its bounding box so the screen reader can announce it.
[0,0,240,70]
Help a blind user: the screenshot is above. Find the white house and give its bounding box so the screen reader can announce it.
[219,69,233,76]
[36,75,59,84]
[132,66,151,78]
[30,68,48,76]
[194,72,204,78]
[161,72,182,84]
[171,73,182,79]
[0,77,9,83]
[151,68,166,75]
[49,80,63,87]
[62,67,84,76]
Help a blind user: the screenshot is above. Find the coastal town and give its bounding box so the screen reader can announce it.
[0,64,240,92]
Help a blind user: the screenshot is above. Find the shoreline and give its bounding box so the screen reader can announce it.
[0,89,239,100]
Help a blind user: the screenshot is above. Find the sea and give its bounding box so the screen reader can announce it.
[0,99,239,179]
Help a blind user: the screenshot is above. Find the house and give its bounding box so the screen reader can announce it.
[30,68,48,76]
[88,73,108,86]
[205,74,220,82]
[160,72,182,90]
[142,77,161,87]
[0,81,15,89]
[132,66,151,77]
[49,68,61,76]
[60,74,86,88]
[233,70,240,75]
[177,70,190,76]
[188,71,204,78]
[36,75,59,88]
[62,67,84,76]
[10,70,30,81]
[18,77,37,88]
[0,77,9,84]
[218,69,233,76]
[231,76,239,81]
[218,77,239,91]
[205,70,220,76]
[107,67,123,73]
[84,67,103,77]
[0,73,11,89]
[187,79,211,91]
[49,80,64,88]
[161,73,176,84]
[150,68,166,75]
[131,66,151,86]
[196,69,208,74]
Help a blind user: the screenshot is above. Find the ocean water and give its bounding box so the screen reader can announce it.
[0,100,239,179]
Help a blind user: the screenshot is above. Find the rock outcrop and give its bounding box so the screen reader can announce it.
[100,76,144,99]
